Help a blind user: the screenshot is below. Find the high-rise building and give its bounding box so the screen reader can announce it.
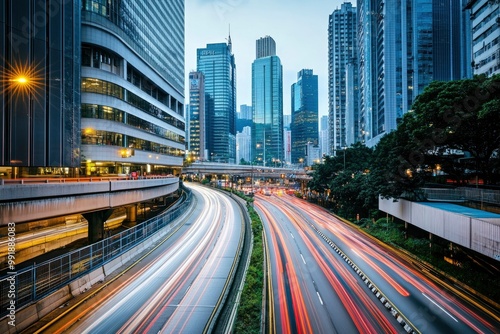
[0,0,81,176]
[319,115,330,158]
[358,0,471,147]
[239,104,253,120]
[465,0,499,76]
[256,36,277,58]
[81,0,185,175]
[236,126,252,164]
[328,2,358,153]
[252,36,283,166]
[197,40,237,163]
[237,104,253,133]
[291,69,319,164]
[189,71,205,162]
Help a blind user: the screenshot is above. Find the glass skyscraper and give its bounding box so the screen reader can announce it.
[358,0,470,147]
[197,40,237,164]
[291,69,319,164]
[0,0,81,175]
[81,0,185,176]
[189,71,205,162]
[252,36,283,166]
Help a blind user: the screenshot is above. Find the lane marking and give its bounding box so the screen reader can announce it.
[300,254,306,264]
[317,292,324,305]
[422,293,458,322]
[351,249,360,256]
[290,233,294,239]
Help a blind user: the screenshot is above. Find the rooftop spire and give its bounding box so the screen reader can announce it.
[227,24,232,52]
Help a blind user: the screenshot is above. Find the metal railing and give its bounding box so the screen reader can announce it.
[422,187,500,205]
[0,187,192,319]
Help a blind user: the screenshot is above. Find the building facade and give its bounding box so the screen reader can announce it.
[291,69,319,164]
[0,0,81,177]
[358,0,471,148]
[81,0,185,176]
[328,2,358,153]
[319,115,330,158]
[256,35,277,58]
[252,36,283,166]
[236,126,252,164]
[197,40,237,163]
[465,0,500,76]
[188,71,205,161]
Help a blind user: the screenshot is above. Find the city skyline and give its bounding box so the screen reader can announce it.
[185,0,345,119]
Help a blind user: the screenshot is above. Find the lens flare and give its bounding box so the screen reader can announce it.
[0,58,44,101]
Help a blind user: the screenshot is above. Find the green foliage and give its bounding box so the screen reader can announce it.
[234,204,264,333]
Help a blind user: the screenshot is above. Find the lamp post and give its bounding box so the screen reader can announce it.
[332,147,347,171]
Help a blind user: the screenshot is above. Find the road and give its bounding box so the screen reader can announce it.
[29,184,243,334]
[256,193,500,334]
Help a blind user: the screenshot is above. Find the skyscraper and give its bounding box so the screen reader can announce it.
[291,69,319,164]
[256,36,277,58]
[465,0,498,76]
[252,36,283,166]
[189,71,205,161]
[328,2,358,153]
[81,0,185,175]
[0,0,81,175]
[236,126,252,164]
[197,40,237,163]
[358,0,471,147]
[319,115,330,158]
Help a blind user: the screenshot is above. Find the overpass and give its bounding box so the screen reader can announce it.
[183,161,312,181]
[0,176,179,242]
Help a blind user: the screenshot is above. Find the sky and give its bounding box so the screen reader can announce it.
[185,0,346,118]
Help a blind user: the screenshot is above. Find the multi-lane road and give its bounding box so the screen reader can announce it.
[27,184,243,334]
[256,193,500,334]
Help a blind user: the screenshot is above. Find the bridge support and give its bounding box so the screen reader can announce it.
[83,209,114,243]
[125,205,138,227]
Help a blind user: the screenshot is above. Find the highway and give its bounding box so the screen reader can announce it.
[256,193,500,334]
[28,184,243,334]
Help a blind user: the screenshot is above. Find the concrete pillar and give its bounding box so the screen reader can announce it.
[83,209,113,243]
[125,205,138,226]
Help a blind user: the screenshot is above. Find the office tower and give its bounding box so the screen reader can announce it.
[319,115,330,158]
[284,129,292,166]
[357,0,470,147]
[236,126,252,164]
[291,69,319,164]
[189,71,205,162]
[197,39,237,163]
[465,0,498,76]
[81,0,185,175]
[237,104,253,133]
[328,2,358,153]
[252,36,283,166]
[0,1,81,175]
[306,142,321,167]
[283,114,291,129]
[239,104,253,120]
[256,36,277,58]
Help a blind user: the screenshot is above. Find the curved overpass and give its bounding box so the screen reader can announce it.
[0,176,179,234]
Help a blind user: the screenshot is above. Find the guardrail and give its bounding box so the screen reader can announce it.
[0,175,175,186]
[0,186,192,319]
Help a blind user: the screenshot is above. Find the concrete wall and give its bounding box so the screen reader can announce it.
[379,197,500,261]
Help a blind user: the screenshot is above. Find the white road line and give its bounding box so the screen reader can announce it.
[317,292,323,305]
[290,233,294,239]
[300,254,306,264]
[422,293,458,322]
[351,249,360,256]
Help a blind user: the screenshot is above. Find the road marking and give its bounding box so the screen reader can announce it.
[422,293,458,322]
[317,292,323,305]
[290,233,294,239]
[300,254,306,264]
[351,249,360,256]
